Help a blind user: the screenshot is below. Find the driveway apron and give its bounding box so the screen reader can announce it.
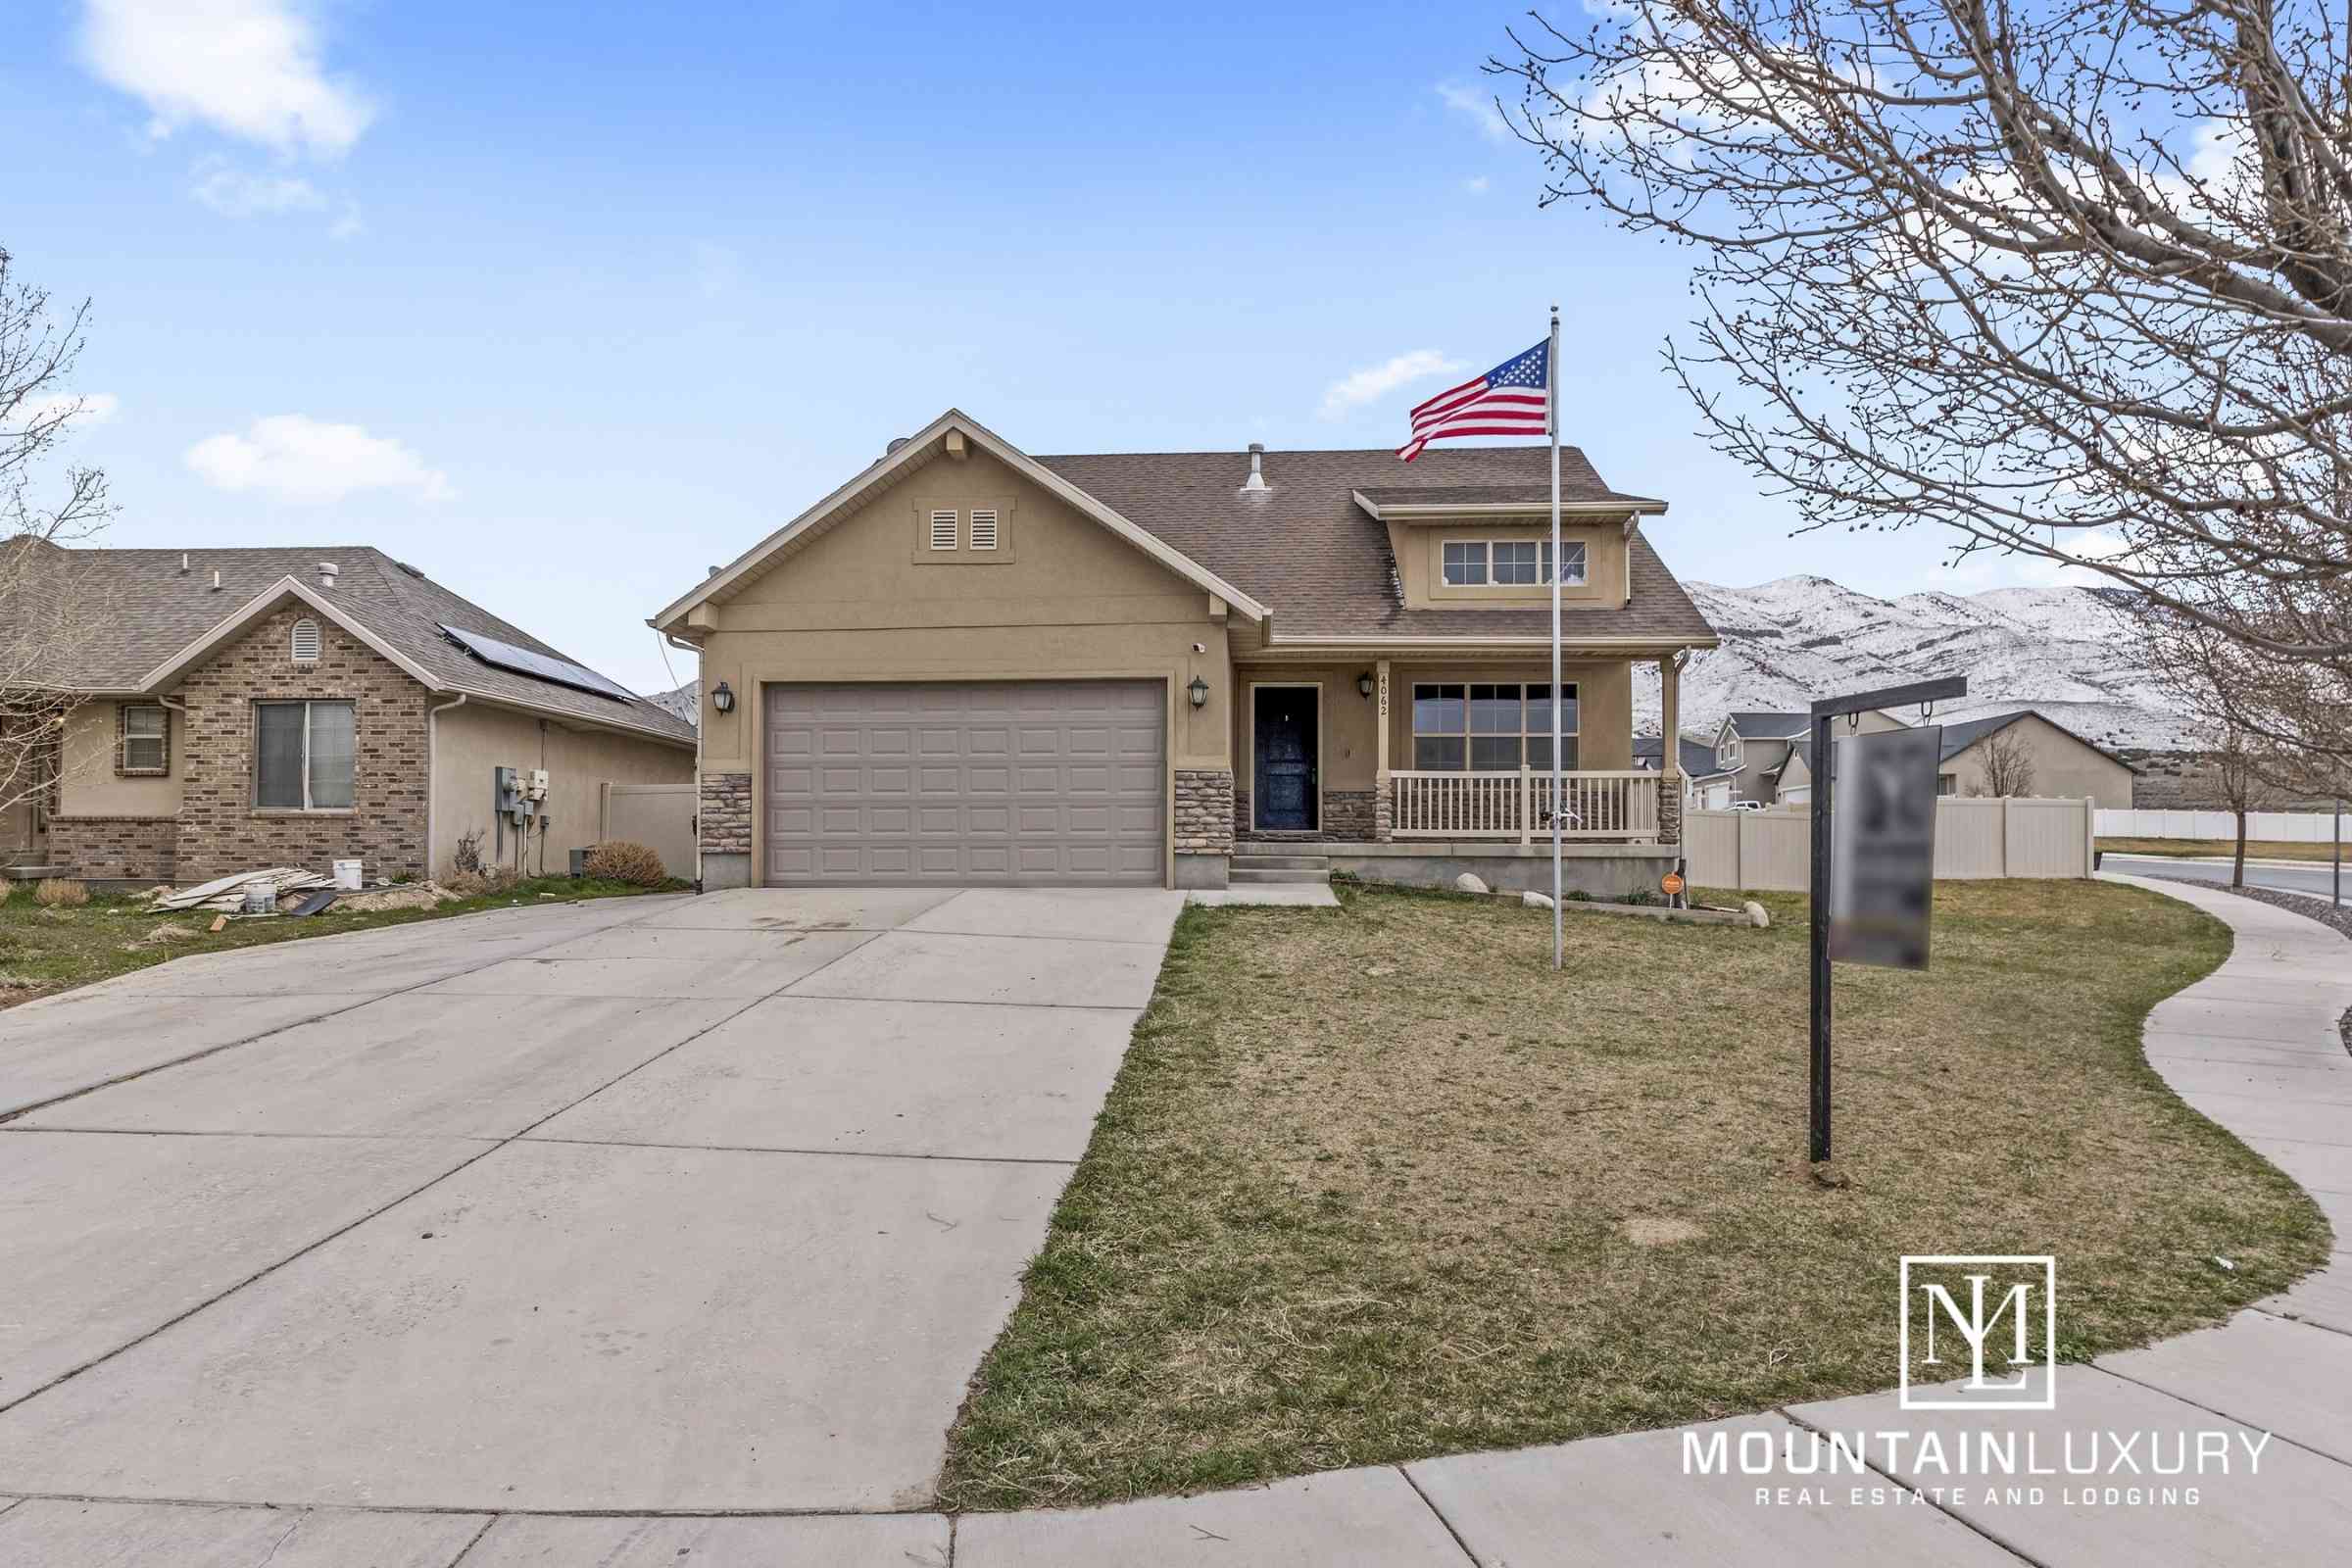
[0,887,1178,1514]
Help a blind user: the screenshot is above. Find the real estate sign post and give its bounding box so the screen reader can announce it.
[1808,675,1967,1162]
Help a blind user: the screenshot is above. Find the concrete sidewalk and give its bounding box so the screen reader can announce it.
[4,875,2349,1564]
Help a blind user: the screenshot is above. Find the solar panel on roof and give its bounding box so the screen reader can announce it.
[438,625,638,703]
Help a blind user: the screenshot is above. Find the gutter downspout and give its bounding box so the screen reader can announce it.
[663,632,705,892]
[427,693,467,882]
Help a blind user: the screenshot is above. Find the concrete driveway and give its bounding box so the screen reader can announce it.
[0,886,1178,1517]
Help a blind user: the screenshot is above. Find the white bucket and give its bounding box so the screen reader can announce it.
[333,859,365,891]
[242,879,276,914]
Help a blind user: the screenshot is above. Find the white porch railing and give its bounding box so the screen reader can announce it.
[1390,768,1661,842]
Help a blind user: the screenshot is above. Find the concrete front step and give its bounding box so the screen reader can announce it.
[1230,866,1332,885]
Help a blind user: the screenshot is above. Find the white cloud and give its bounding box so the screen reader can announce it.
[189,160,326,217]
[1464,174,1492,194]
[185,415,452,504]
[1437,81,1514,144]
[4,392,120,429]
[1319,350,1469,419]
[77,0,374,159]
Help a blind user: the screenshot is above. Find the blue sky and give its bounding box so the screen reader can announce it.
[8,1,2062,694]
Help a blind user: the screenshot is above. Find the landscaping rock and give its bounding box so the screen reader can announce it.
[1742,901,1770,928]
[1522,891,1554,909]
[1453,872,1490,895]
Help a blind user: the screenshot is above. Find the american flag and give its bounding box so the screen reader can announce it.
[1396,339,1549,462]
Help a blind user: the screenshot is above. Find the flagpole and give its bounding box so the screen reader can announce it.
[1548,303,1563,971]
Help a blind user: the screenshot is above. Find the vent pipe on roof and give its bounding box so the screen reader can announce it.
[1242,442,1269,493]
[318,561,340,589]
[179,552,189,574]
[885,437,911,456]
[210,569,221,591]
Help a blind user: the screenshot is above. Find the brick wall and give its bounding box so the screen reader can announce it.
[44,816,176,882]
[700,770,752,856]
[1324,789,1376,841]
[172,606,429,882]
[1658,783,1683,847]
[1174,768,1234,855]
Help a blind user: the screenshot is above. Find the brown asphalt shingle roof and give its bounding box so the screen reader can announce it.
[1031,445,1714,643]
[4,542,692,745]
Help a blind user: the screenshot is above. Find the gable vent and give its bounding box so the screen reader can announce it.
[929,509,958,550]
[968,508,999,551]
[290,617,321,663]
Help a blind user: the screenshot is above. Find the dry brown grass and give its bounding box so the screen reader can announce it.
[31,878,88,908]
[940,878,2331,1511]
[2102,836,2345,862]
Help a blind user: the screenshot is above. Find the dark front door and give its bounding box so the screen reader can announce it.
[1253,687,1319,831]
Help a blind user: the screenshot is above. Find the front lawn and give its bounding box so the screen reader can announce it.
[0,875,679,1009]
[2102,835,2344,862]
[942,878,2331,1510]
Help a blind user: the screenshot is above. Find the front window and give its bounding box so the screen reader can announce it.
[255,701,356,809]
[1412,682,1579,771]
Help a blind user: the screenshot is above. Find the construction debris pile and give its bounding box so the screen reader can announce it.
[147,869,460,917]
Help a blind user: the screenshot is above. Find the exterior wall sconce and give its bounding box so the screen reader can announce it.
[710,680,735,714]
[1187,676,1210,709]
[1357,671,1375,699]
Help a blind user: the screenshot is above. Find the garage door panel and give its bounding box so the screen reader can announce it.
[763,680,1164,887]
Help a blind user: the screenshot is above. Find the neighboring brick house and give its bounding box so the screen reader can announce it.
[2,544,694,885]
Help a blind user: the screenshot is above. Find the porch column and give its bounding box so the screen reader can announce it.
[1657,654,1684,848]
[1373,659,1395,842]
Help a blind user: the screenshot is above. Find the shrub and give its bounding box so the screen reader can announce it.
[582,840,667,887]
[452,828,487,878]
[33,878,90,908]
[444,866,517,898]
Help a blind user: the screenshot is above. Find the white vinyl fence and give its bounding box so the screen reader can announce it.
[2096,808,2346,843]
[1685,797,2096,892]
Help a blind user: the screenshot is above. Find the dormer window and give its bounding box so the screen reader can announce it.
[1443,538,1588,587]
[290,617,321,663]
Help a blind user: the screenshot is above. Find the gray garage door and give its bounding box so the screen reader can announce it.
[762,681,1165,886]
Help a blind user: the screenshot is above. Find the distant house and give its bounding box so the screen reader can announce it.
[2,544,695,885]
[1710,708,1912,806]
[1931,710,2134,808]
[1634,735,1737,808]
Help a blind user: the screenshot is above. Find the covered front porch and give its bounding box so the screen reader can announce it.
[1226,647,1692,856]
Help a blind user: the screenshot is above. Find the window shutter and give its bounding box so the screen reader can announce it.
[928,510,958,550]
[968,508,999,550]
[291,617,321,662]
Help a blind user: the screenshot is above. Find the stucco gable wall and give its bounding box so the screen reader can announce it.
[694,446,1230,778]
[1940,713,2134,809]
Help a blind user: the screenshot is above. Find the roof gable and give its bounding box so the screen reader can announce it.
[5,546,691,747]
[652,410,1269,630]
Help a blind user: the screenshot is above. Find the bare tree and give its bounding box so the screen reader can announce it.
[1492,2,2352,761]
[2207,725,2279,885]
[1973,724,2037,796]
[1,245,114,842]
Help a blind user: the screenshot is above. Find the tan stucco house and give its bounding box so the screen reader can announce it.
[652,410,1719,894]
[1712,708,1913,807]
[1931,710,2135,808]
[1,544,695,886]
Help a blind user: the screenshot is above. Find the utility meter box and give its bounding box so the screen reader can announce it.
[526,768,550,802]
[494,765,522,817]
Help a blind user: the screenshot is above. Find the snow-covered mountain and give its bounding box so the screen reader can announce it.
[1634,576,2194,750]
